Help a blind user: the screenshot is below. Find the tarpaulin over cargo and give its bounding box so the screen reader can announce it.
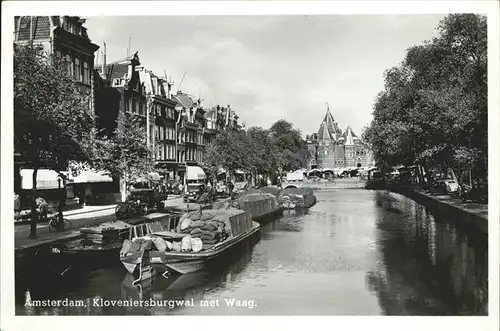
[187,166,206,180]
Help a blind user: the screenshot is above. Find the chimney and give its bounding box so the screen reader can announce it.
[102,42,107,79]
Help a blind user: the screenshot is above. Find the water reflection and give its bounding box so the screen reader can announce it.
[366,191,488,315]
[16,189,488,315]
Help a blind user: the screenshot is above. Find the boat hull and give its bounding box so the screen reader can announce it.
[252,206,284,224]
[121,222,261,275]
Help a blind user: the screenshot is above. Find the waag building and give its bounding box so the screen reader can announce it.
[306,106,374,170]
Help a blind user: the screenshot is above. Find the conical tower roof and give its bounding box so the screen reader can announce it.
[318,121,334,140]
[317,104,340,140]
[342,125,359,145]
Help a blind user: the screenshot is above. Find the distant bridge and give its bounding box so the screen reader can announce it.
[282,179,366,190]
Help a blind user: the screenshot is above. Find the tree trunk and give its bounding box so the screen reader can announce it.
[120,177,127,202]
[29,168,38,239]
[57,172,66,219]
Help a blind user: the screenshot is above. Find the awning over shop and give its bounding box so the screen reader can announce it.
[187,166,206,181]
[21,169,63,190]
[71,170,113,184]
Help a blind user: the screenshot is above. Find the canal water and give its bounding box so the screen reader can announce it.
[15,189,488,315]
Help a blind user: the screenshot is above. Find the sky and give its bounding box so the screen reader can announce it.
[85,15,445,137]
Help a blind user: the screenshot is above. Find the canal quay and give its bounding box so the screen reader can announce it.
[15,183,488,316]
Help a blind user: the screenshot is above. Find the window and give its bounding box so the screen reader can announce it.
[20,18,28,29]
[132,98,137,114]
[74,58,81,81]
[83,62,89,83]
[156,145,161,160]
[66,54,72,76]
[155,125,160,140]
[139,100,145,116]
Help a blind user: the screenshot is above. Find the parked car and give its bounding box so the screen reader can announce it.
[461,183,488,204]
[184,183,205,203]
[365,171,387,189]
[430,179,460,195]
[115,188,166,219]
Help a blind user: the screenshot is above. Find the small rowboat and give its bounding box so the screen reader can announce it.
[120,221,261,276]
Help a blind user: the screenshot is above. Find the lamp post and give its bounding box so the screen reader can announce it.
[175,104,184,183]
[57,176,63,220]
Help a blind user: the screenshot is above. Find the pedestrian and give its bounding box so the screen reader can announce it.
[35,196,49,222]
[14,193,21,218]
[178,183,184,196]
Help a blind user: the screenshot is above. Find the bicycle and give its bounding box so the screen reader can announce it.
[48,214,72,232]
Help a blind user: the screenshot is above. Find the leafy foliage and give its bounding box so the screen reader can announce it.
[204,129,251,178]
[14,43,97,172]
[205,120,310,181]
[89,116,156,185]
[363,14,487,180]
[270,120,311,171]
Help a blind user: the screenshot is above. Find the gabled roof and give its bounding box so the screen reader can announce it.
[96,63,130,81]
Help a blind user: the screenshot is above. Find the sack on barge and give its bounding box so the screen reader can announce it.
[191,238,203,252]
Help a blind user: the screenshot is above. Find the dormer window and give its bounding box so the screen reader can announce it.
[20,18,28,29]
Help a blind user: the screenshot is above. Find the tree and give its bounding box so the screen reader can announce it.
[204,129,252,182]
[14,43,97,238]
[89,116,156,201]
[246,126,280,184]
[270,120,310,172]
[363,14,487,183]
